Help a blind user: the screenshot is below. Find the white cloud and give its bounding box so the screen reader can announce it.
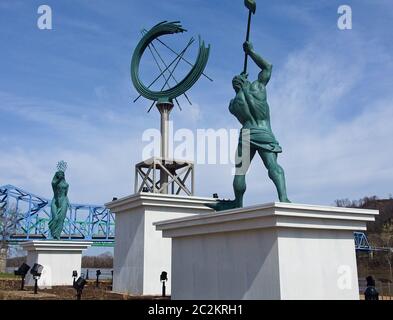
[0,91,147,204]
[1,14,392,209]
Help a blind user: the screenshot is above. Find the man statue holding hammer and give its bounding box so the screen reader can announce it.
[208,0,290,211]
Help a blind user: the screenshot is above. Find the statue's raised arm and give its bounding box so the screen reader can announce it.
[243,41,272,85]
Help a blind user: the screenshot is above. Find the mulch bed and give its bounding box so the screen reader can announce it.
[0,279,169,300]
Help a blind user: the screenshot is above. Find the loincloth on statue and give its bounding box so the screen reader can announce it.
[237,127,282,154]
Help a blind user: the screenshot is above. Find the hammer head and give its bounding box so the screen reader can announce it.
[244,0,256,14]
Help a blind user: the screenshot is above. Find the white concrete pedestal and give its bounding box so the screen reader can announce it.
[21,241,92,288]
[105,192,215,296]
[155,202,378,300]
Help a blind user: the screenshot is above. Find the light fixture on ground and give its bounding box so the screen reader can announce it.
[72,270,78,285]
[14,263,31,290]
[160,271,168,297]
[73,275,87,300]
[30,263,44,294]
[96,269,101,287]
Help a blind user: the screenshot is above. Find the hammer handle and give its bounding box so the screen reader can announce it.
[243,10,252,74]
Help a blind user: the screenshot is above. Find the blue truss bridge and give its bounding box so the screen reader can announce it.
[0,185,114,247]
[353,231,392,253]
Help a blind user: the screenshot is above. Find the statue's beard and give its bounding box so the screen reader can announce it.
[233,84,241,92]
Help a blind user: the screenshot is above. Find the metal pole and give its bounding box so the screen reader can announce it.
[111,270,114,287]
[34,278,38,294]
[20,276,25,291]
[191,165,195,195]
[134,165,138,194]
[153,160,156,193]
[243,10,252,74]
[157,102,174,194]
[162,281,166,297]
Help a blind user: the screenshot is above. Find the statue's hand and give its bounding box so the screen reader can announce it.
[243,41,254,55]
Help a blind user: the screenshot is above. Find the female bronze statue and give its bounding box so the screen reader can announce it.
[48,161,69,239]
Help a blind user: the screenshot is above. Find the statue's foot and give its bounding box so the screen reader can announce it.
[205,199,241,212]
[279,197,291,203]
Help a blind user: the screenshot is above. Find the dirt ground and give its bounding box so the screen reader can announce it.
[0,278,169,300]
[2,277,391,300]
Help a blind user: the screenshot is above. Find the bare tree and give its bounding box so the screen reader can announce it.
[0,206,22,273]
[380,221,393,283]
[0,207,8,273]
[335,198,352,208]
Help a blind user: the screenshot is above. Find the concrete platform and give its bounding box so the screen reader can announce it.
[155,202,378,300]
[106,192,216,296]
[21,240,92,288]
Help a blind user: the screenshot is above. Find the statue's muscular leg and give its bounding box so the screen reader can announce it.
[205,143,256,211]
[258,150,290,203]
[233,146,256,207]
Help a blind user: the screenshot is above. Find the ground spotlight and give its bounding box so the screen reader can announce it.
[213,193,219,199]
[365,275,379,300]
[73,275,87,300]
[14,263,31,291]
[160,271,168,297]
[72,270,78,284]
[30,263,44,294]
[96,269,101,287]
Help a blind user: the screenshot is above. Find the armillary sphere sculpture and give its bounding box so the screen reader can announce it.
[131,21,211,195]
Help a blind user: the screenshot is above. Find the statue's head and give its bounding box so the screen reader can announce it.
[56,171,65,179]
[232,73,249,93]
[55,160,67,180]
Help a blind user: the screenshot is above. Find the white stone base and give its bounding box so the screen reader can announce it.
[21,241,92,288]
[105,193,215,296]
[155,202,378,300]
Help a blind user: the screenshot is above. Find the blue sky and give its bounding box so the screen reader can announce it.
[1,0,393,212]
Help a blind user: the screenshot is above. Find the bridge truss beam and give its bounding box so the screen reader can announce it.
[0,185,114,245]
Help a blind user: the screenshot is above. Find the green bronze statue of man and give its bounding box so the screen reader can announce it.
[48,161,70,239]
[208,41,290,211]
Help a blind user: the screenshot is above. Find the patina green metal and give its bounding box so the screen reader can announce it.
[206,3,290,211]
[131,21,210,103]
[244,0,256,13]
[48,161,70,239]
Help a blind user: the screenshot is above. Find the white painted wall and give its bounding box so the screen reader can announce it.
[113,207,145,294]
[277,228,359,300]
[143,210,199,295]
[171,229,281,299]
[25,251,82,287]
